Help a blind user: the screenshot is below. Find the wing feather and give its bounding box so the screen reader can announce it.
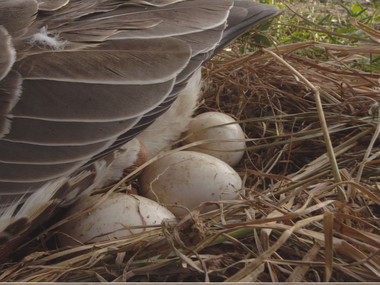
[0,160,84,183]
[0,27,16,80]
[10,79,175,121]
[0,0,280,194]
[0,0,38,38]
[16,39,192,84]
[4,117,140,145]
[0,140,113,164]
[37,0,70,11]
[0,0,280,256]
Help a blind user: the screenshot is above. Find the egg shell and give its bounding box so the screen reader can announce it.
[184,112,246,166]
[140,151,242,216]
[59,193,175,246]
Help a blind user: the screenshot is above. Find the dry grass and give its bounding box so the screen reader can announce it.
[1,14,380,283]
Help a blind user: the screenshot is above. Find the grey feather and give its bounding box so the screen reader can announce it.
[0,0,38,38]
[0,0,279,257]
[37,0,70,11]
[11,79,175,121]
[0,27,16,81]
[0,160,84,183]
[4,117,140,145]
[16,39,192,84]
[0,140,113,164]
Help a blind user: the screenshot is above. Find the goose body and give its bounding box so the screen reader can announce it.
[0,0,278,256]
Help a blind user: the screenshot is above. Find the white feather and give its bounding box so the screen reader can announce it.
[29,26,68,50]
[0,26,16,81]
[137,68,202,158]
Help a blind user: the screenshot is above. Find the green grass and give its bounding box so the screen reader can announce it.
[265,0,379,43]
[243,0,380,72]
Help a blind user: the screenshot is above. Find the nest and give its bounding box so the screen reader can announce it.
[1,16,380,283]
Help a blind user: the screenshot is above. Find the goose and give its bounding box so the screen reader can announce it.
[0,0,279,257]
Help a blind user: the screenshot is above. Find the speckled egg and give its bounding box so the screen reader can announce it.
[140,150,242,216]
[59,193,175,246]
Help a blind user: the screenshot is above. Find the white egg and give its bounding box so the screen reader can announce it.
[140,151,242,216]
[59,193,175,246]
[184,112,246,166]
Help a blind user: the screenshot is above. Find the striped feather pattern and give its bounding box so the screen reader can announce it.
[0,0,279,257]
